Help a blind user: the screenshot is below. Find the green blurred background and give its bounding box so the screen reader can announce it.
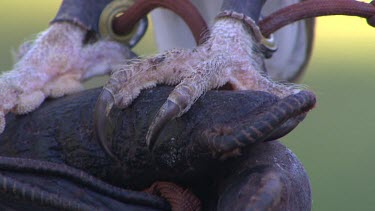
[1,1,375,210]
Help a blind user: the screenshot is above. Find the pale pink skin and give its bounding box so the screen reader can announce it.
[105,18,300,117]
[0,18,300,134]
[0,23,132,133]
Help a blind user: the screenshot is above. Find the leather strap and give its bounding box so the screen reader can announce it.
[51,0,112,32]
[112,0,208,45]
[259,0,375,37]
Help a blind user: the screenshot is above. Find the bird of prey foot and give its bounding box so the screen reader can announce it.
[96,18,303,150]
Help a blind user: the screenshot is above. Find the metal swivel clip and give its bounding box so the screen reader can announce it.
[99,0,148,48]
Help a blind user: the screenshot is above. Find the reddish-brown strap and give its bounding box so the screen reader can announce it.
[144,181,202,211]
[112,0,375,45]
[259,0,375,38]
[112,0,207,45]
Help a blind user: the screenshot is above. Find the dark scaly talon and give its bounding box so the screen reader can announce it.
[146,100,181,150]
[147,84,194,150]
[94,89,117,160]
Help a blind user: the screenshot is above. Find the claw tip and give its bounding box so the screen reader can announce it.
[146,100,180,150]
[94,89,117,160]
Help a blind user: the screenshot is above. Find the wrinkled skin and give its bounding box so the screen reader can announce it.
[0,87,314,210]
[0,1,314,141]
[0,22,134,134]
[0,1,316,210]
[98,18,302,149]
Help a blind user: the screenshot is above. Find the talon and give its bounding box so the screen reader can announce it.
[146,100,180,150]
[94,89,117,160]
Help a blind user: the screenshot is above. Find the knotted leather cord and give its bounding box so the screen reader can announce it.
[112,0,375,43]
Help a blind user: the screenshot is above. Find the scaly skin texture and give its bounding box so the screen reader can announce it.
[106,19,298,108]
[0,87,315,186]
[0,87,313,210]
[0,22,133,134]
[101,18,301,147]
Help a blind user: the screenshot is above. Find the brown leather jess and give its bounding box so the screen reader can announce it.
[112,0,208,45]
[259,0,375,38]
[112,0,375,43]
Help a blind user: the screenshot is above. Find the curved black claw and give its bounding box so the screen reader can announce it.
[146,100,181,150]
[204,90,316,154]
[94,89,117,160]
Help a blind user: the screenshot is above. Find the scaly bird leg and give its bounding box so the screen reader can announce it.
[0,22,133,133]
[96,16,302,151]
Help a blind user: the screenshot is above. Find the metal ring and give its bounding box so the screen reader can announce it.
[261,33,277,52]
[99,0,148,48]
[128,17,148,48]
[258,15,277,58]
[258,33,277,59]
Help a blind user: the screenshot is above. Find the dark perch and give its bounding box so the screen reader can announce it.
[0,87,314,210]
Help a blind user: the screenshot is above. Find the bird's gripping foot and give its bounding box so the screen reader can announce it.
[95,18,304,152]
[0,22,134,134]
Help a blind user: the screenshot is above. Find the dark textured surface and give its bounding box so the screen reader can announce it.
[216,141,311,211]
[0,156,169,210]
[51,0,112,32]
[0,170,166,211]
[0,87,312,210]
